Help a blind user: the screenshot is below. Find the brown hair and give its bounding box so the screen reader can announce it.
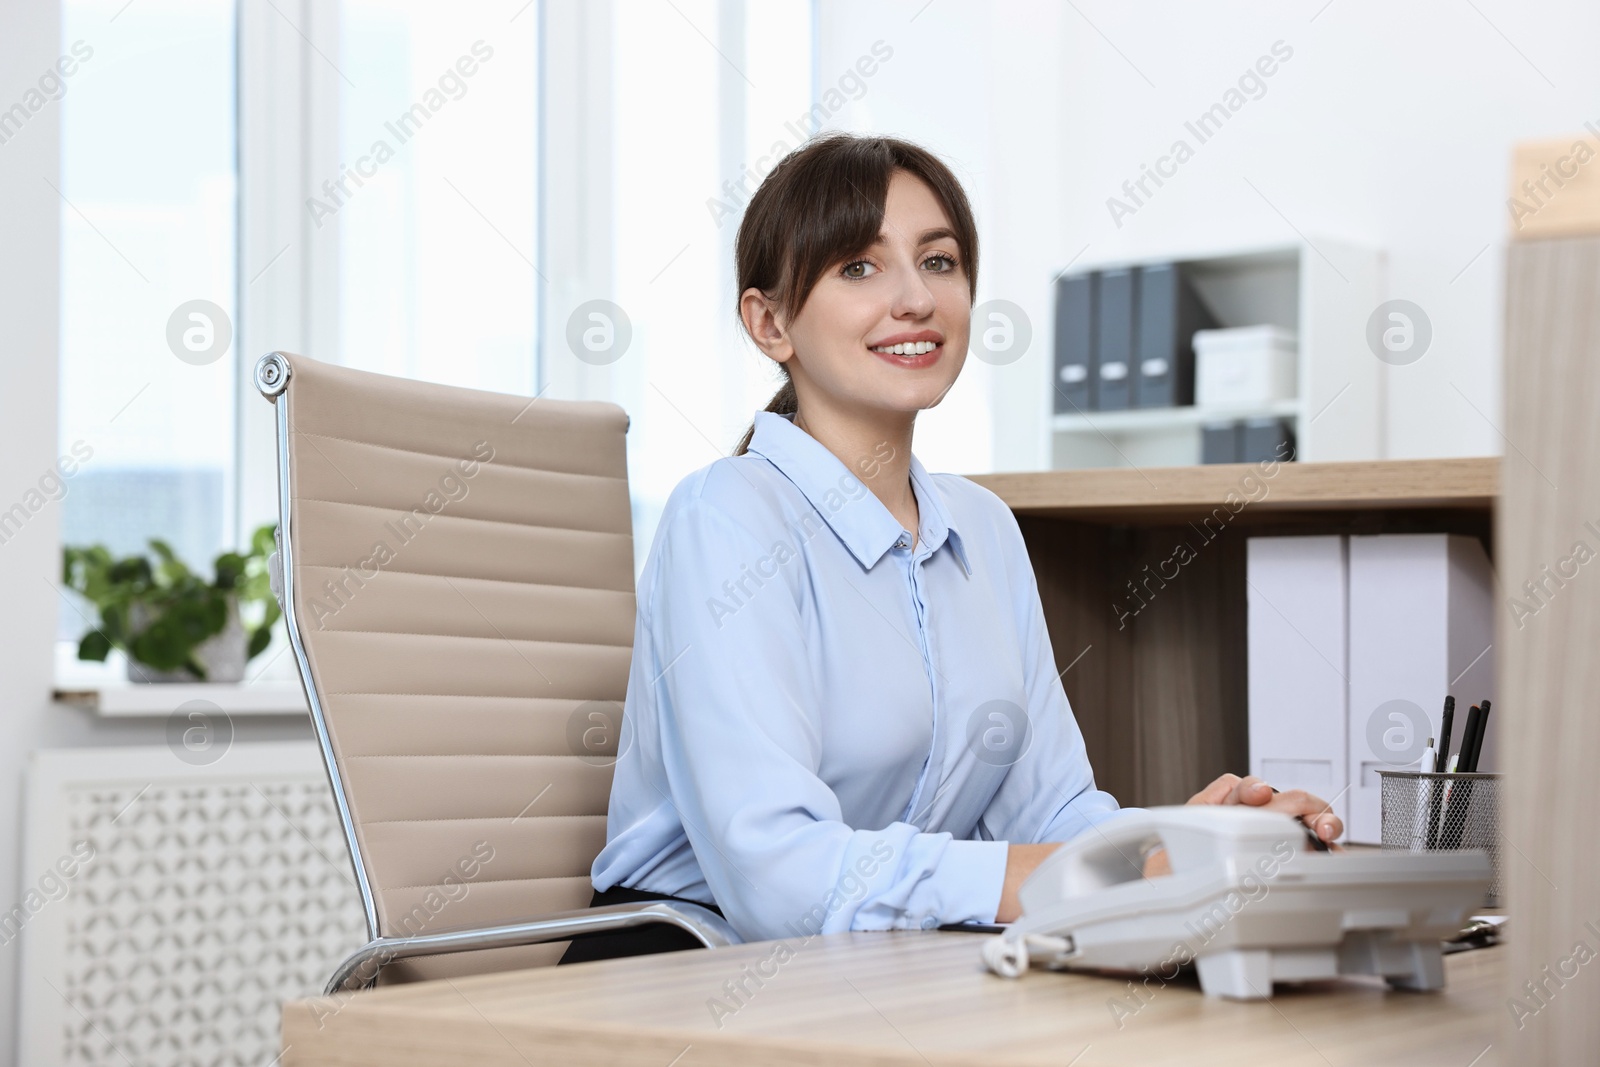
[731,132,980,456]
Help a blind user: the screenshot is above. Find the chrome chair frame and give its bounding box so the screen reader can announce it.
[254,352,735,995]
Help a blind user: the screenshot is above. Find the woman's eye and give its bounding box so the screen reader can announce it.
[843,255,958,279]
[842,259,876,279]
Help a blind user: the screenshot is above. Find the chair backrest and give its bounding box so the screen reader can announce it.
[257,352,634,981]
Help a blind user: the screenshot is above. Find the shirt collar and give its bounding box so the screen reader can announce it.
[745,410,973,576]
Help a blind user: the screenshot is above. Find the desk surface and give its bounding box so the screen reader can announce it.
[282,932,1504,1066]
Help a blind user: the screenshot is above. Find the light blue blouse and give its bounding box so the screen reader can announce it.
[590,409,1126,943]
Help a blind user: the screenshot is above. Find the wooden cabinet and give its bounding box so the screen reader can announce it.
[970,457,1497,807]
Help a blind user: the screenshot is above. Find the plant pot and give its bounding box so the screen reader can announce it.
[125,596,249,684]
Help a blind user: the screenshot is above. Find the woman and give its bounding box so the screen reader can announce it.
[560,133,1340,965]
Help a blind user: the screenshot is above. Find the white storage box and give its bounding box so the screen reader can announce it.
[1195,325,1298,407]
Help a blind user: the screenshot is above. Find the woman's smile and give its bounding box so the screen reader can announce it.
[868,329,945,369]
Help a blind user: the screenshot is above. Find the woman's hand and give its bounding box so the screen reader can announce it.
[1188,773,1343,845]
[1142,773,1344,878]
[996,843,1063,923]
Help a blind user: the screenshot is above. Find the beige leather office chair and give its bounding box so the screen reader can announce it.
[254,352,733,993]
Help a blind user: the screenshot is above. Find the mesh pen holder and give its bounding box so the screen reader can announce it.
[1376,769,1502,908]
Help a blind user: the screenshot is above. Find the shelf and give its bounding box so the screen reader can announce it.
[1048,239,1381,470]
[968,456,1498,524]
[1050,400,1299,435]
[53,681,309,717]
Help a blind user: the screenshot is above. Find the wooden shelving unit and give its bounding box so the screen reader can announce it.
[968,456,1498,810]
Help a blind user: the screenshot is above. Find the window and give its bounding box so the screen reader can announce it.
[55,0,816,651]
[57,0,239,639]
[612,0,814,575]
[336,0,540,395]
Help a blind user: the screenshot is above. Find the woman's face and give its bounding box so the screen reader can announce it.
[765,169,970,418]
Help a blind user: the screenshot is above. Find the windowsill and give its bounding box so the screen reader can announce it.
[53,644,309,717]
[54,680,309,717]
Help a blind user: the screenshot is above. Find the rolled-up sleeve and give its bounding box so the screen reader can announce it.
[643,494,1009,941]
[976,507,1130,846]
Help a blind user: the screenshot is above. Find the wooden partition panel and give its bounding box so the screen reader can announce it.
[1017,517,1138,804]
[1125,523,1249,806]
[1500,232,1600,1062]
[1020,516,1251,808]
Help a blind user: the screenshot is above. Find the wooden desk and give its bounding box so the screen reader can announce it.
[967,457,1498,808]
[282,931,1504,1066]
[969,456,1496,524]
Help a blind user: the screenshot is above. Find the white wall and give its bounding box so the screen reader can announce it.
[1,6,76,1058]
[818,0,1600,471]
[816,0,1069,476]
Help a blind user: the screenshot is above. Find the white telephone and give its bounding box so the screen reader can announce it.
[981,806,1490,1000]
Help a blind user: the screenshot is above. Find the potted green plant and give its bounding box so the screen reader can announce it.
[63,523,282,683]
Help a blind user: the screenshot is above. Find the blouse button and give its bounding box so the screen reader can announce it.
[895,537,908,549]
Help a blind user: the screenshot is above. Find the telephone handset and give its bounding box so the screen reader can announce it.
[981,805,1490,1000]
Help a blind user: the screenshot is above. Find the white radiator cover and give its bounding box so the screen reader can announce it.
[16,742,368,1067]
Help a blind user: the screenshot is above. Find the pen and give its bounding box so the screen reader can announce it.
[1439,751,1460,838]
[1458,704,1485,775]
[1442,705,1483,849]
[1435,695,1456,774]
[1445,699,1490,852]
[1271,786,1331,851]
[1464,699,1491,772]
[1414,737,1436,850]
[1428,696,1454,848]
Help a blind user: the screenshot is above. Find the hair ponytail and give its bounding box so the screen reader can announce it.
[734,377,798,456]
